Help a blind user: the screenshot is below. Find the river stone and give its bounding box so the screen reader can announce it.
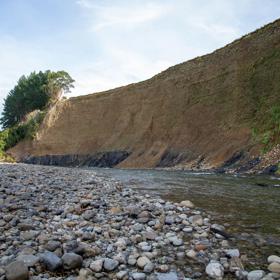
[206,261,224,279]
[103,258,119,271]
[90,259,103,272]
[62,253,83,270]
[44,240,61,251]
[189,215,203,226]
[169,237,183,246]
[247,270,266,280]
[268,262,280,273]
[5,261,29,280]
[268,255,280,264]
[78,268,93,280]
[20,231,38,241]
[132,272,146,280]
[180,200,194,208]
[144,262,155,273]
[116,270,128,279]
[186,250,197,259]
[40,251,62,271]
[225,249,240,258]
[235,270,248,279]
[137,256,151,268]
[16,255,40,267]
[183,227,193,233]
[156,272,178,280]
[165,216,175,225]
[144,231,157,240]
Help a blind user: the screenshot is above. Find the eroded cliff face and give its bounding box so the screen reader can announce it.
[10,19,280,170]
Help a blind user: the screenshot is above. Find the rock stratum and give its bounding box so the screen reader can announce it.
[10,19,280,171]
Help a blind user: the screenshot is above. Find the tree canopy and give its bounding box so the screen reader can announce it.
[0,70,74,128]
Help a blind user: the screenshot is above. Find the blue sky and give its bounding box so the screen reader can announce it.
[0,0,280,115]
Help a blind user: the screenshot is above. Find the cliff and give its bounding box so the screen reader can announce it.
[10,19,280,171]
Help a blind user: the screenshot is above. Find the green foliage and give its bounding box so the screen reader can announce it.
[0,110,46,154]
[44,70,75,98]
[0,70,74,129]
[0,130,14,162]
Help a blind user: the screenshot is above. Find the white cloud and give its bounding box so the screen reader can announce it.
[93,3,170,31]
[77,1,171,31]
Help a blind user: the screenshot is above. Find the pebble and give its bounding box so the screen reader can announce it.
[189,215,203,226]
[116,270,128,279]
[268,255,280,264]
[89,259,103,272]
[225,249,240,258]
[179,200,194,208]
[186,250,197,259]
[40,251,62,271]
[143,262,155,273]
[16,255,40,267]
[247,270,266,280]
[5,261,29,280]
[62,253,83,270]
[103,258,119,271]
[268,262,280,273]
[132,272,146,280]
[205,261,224,279]
[137,256,151,268]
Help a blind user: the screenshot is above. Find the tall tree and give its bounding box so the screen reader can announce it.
[0,70,74,128]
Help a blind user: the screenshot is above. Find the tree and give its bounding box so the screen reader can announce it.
[44,70,75,104]
[0,70,74,128]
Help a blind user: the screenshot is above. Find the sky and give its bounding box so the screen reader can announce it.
[0,0,280,115]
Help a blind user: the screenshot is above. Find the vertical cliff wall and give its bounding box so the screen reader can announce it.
[10,19,280,170]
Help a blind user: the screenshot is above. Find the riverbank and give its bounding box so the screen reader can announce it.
[0,164,279,280]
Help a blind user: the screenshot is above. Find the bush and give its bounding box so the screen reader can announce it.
[0,110,46,152]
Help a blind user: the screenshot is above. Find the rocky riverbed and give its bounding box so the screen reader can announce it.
[0,164,279,280]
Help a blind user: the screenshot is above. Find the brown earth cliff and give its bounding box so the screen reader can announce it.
[10,19,280,171]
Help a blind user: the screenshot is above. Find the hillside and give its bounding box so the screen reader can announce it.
[10,19,280,171]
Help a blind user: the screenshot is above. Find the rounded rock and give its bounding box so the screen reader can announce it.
[268,255,280,264]
[40,251,62,271]
[206,261,224,279]
[62,253,83,270]
[132,272,146,280]
[137,256,151,269]
[180,200,194,208]
[144,262,154,273]
[247,270,266,280]
[268,262,280,273]
[116,270,128,279]
[103,258,119,271]
[90,259,103,272]
[5,261,29,280]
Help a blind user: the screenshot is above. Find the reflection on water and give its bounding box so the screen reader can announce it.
[89,168,280,266]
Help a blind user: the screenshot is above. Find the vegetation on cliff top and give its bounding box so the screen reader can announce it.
[0,70,74,161]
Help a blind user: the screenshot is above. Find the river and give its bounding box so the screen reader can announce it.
[91,168,280,269]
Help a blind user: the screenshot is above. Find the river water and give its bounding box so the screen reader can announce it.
[92,168,280,268]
